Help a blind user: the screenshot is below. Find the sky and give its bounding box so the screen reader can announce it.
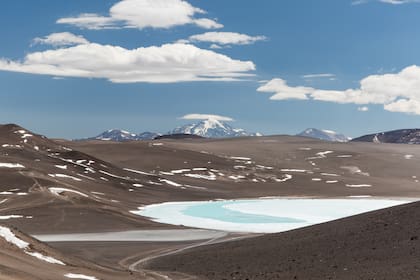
[1,0,420,139]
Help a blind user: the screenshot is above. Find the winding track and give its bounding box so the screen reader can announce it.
[127,232,261,280]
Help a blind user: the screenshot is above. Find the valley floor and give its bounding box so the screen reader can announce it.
[2,124,420,279]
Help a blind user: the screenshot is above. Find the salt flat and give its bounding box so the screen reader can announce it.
[35,229,226,242]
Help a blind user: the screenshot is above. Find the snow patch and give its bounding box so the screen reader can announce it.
[0,226,65,265]
[0,215,23,220]
[99,170,130,180]
[320,173,340,177]
[346,184,372,188]
[228,175,246,180]
[171,169,191,174]
[0,163,25,168]
[0,226,28,248]
[274,174,292,182]
[230,156,252,161]
[1,144,22,148]
[25,251,65,265]
[55,165,67,170]
[256,165,274,170]
[184,173,217,181]
[123,168,153,176]
[64,274,98,280]
[48,174,82,181]
[49,187,88,197]
[280,169,307,173]
[192,167,207,171]
[159,179,183,187]
[316,151,333,158]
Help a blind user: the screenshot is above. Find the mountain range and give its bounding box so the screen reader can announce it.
[82,119,261,141]
[82,125,420,145]
[86,129,160,141]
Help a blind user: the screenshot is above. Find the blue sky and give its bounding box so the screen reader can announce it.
[1,0,420,138]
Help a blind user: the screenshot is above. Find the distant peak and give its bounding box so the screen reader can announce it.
[80,129,159,141]
[297,128,349,142]
[170,120,260,138]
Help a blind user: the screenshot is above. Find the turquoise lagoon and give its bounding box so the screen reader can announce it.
[132,198,411,233]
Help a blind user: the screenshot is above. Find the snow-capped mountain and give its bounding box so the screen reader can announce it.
[91,129,137,141]
[170,119,262,138]
[352,129,420,144]
[297,128,351,142]
[137,131,161,140]
[84,129,160,141]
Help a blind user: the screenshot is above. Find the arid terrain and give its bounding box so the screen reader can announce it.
[1,123,420,279]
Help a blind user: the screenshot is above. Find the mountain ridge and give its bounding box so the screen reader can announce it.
[81,129,160,141]
[297,128,351,142]
[80,120,261,141]
[352,128,420,144]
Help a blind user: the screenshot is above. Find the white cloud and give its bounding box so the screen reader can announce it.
[384,99,420,114]
[257,78,312,100]
[358,106,369,112]
[352,0,420,4]
[192,18,223,29]
[56,14,117,30]
[0,43,255,83]
[302,73,335,79]
[57,0,223,30]
[187,32,267,46]
[32,32,89,47]
[210,44,222,49]
[258,65,420,115]
[380,0,420,4]
[181,114,234,121]
[175,39,190,44]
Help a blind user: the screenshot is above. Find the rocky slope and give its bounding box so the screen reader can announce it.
[352,129,420,144]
